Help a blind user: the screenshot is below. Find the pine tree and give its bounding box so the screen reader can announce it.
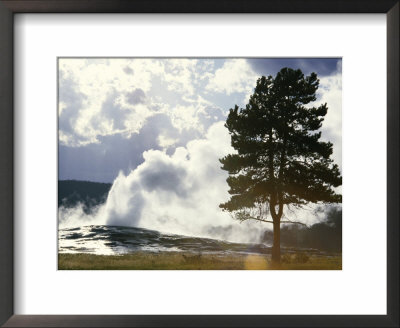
[220,68,342,264]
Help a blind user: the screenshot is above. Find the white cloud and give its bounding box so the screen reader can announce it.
[315,70,342,171]
[162,59,198,95]
[58,58,225,147]
[205,59,258,96]
[157,134,178,148]
[59,59,163,146]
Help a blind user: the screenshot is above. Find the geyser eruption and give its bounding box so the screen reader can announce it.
[59,121,323,244]
[59,122,268,243]
[100,121,265,243]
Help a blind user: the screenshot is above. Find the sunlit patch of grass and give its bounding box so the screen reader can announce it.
[244,254,269,270]
[58,252,341,270]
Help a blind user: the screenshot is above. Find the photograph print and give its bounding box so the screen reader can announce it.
[58,58,342,270]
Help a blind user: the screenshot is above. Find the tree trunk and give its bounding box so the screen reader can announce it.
[271,220,281,264]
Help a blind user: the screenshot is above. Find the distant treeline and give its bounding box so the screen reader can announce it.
[58,180,112,213]
[263,207,342,253]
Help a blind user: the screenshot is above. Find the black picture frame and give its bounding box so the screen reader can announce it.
[0,1,398,327]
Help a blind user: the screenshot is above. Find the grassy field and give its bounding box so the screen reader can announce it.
[58,252,341,270]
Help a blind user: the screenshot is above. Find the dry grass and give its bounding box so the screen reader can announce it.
[58,252,341,270]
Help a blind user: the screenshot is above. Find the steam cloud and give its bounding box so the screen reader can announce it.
[59,121,333,244]
[59,122,269,243]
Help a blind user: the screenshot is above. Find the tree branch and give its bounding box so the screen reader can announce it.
[237,216,274,224]
[236,213,306,226]
[280,220,307,226]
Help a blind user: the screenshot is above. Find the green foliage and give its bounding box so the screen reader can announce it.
[220,68,342,219]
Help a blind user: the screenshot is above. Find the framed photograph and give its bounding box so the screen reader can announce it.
[0,1,398,327]
[56,56,343,271]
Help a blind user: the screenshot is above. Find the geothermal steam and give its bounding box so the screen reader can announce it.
[58,122,319,243]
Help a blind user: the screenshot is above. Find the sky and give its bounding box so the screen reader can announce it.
[58,58,342,241]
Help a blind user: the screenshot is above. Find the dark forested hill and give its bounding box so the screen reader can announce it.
[263,207,342,253]
[58,180,112,213]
